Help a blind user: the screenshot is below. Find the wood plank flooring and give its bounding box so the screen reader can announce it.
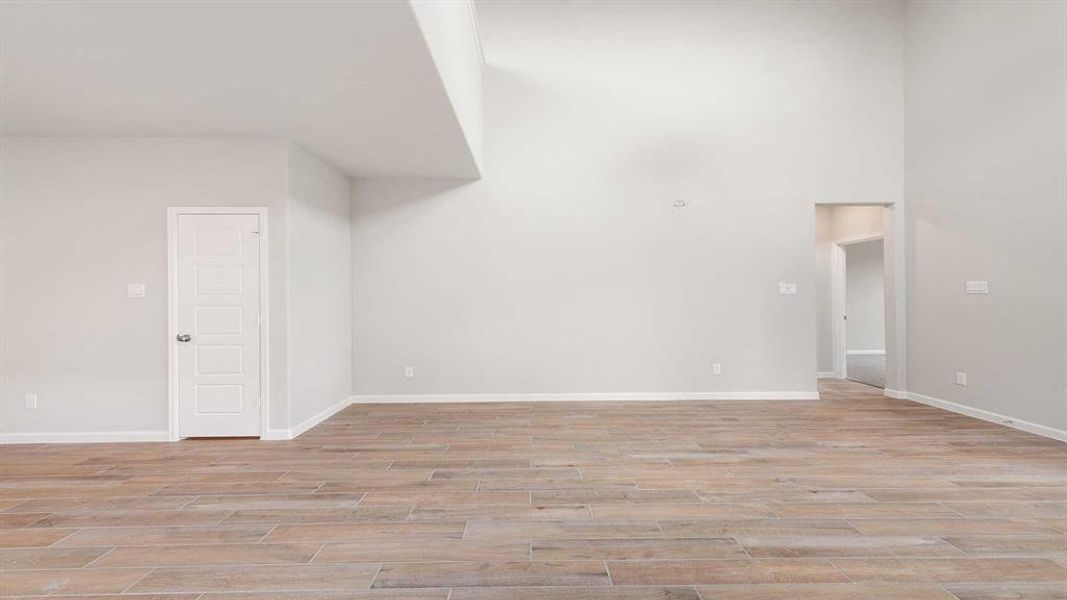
[1,379,1065,599]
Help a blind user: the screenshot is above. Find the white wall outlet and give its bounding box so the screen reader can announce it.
[778,282,797,295]
[404,366,415,379]
[712,363,723,375]
[127,283,146,298]
[24,393,38,409]
[955,371,967,386]
[964,280,989,294]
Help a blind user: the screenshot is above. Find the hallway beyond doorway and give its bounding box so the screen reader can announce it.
[848,352,886,388]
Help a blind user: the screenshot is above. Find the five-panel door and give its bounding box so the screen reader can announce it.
[176,213,262,437]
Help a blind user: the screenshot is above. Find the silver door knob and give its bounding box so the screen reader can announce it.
[176,334,192,343]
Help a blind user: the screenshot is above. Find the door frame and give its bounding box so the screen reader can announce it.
[166,207,270,441]
[830,232,884,380]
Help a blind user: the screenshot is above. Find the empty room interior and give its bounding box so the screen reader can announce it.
[1,0,1065,598]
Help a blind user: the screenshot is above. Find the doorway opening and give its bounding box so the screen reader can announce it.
[814,204,894,392]
[838,236,886,387]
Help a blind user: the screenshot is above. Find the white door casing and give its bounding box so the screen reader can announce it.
[171,210,265,438]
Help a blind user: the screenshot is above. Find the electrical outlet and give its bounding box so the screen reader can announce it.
[712,363,723,375]
[404,366,415,379]
[778,282,797,295]
[24,393,37,409]
[955,371,967,386]
[127,283,146,298]
[964,280,989,294]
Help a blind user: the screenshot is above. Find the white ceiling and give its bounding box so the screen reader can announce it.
[0,1,480,178]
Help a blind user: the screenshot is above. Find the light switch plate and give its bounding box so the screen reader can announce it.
[778,282,797,295]
[24,393,37,409]
[964,280,989,294]
[127,283,146,298]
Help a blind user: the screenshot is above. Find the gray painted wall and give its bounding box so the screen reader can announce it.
[0,138,291,434]
[351,1,904,397]
[904,0,1067,431]
[5,1,1063,439]
[0,138,356,437]
[286,143,353,427]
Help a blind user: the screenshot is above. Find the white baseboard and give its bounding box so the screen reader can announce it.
[0,430,171,445]
[0,396,354,444]
[15,392,1058,446]
[263,396,352,441]
[846,350,886,355]
[817,371,836,379]
[352,391,820,404]
[291,396,352,438]
[260,429,294,441]
[907,391,1067,443]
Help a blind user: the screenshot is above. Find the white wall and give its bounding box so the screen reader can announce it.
[352,1,903,398]
[904,0,1067,432]
[845,239,886,352]
[286,143,353,428]
[0,138,291,436]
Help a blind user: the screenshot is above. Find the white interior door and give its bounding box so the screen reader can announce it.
[176,213,262,437]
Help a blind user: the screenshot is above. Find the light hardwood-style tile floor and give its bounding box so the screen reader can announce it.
[1,379,1065,599]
